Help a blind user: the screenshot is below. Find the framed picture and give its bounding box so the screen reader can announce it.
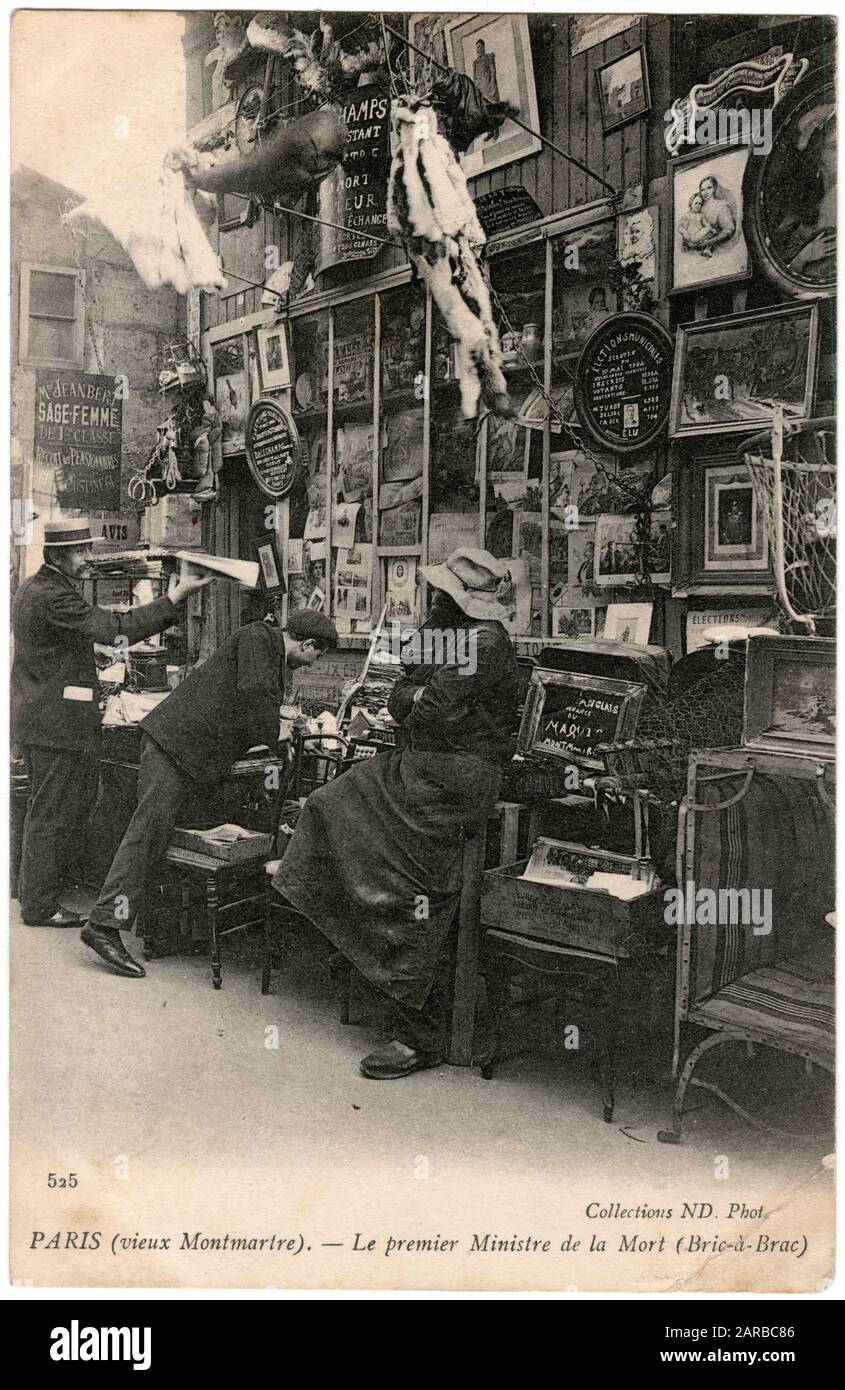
[673,442,773,591]
[252,533,285,598]
[256,323,290,391]
[551,605,596,640]
[670,302,819,438]
[570,15,639,56]
[603,602,653,646]
[210,333,249,456]
[444,12,541,177]
[669,144,752,293]
[594,511,671,588]
[596,46,651,134]
[407,13,451,87]
[517,669,646,770]
[743,635,835,759]
[617,204,659,303]
[744,69,836,298]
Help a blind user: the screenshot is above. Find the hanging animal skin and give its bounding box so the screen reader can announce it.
[387,99,513,420]
[177,107,348,204]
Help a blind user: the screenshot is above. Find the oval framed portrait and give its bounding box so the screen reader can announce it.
[744,71,836,297]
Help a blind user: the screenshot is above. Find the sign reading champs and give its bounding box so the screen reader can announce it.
[245,397,301,499]
[316,84,390,274]
[34,369,122,510]
[574,312,674,454]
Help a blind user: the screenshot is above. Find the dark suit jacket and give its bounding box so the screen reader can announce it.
[11,565,178,752]
[141,621,287,785]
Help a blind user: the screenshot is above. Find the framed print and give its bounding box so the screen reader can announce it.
[211,334,248,456]
[251,533,285,598]
[407,12,451,87]
[670,302,819,438]
[570,15,640,56]
[596,46,651,134]
[256,323,290,391]
[551,605,597,640]
[673,441,773,591]
[444,13,541,177]
[703,462,768,572]
[617,204,659,303]
[517,669,646,769]
[743,635,835,759]
[670,144,751,293]
[603,602,653,645]
[594,511,671,588]
[744,69,836,298]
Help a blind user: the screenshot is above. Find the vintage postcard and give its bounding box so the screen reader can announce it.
[7,7,836,1311]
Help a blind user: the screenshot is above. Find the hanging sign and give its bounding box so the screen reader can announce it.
[573,312,673,454]
[245,397,301,499]
[34,369,123,510]
[475,186,544,240]
[315,84,391,275]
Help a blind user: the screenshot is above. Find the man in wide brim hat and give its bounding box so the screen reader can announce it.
[419,546,518,624]
[11,517,211,939]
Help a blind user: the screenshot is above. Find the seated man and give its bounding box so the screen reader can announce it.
[272,549,521,1078]
[81,607,338,979]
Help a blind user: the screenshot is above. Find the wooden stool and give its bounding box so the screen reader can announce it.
[160,847,268,989]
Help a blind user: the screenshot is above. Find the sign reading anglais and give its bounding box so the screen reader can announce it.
[34,369,122,510]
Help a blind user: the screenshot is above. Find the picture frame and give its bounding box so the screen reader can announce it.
[596,45,651,134]
[517,669,646,770]
[669,302,819,439]
[210,332,249,456]
[743,635,835,759]
[672,441,773,591]
[444,12,542,178]
[669,143,752,294]
[603,602,653,646]
[594,510,672,588]
[251,533,286,599]
[256,323,290,391]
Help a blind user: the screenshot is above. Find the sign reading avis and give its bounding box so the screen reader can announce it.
[316,85,390,274]
[34,369,122,511]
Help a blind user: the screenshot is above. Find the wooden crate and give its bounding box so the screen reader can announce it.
[481,859,665,959]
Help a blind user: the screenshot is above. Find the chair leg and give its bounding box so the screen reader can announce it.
[261,897,273,996]
[658,1031,741,1144]
[207,877,222,990]
[479,959,508,1079]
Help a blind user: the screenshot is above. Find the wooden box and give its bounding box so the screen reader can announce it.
[481,859,665,959]
[170,825,273,864]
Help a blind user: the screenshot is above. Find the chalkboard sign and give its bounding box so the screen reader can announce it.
[245,397,301,499]
[574,312,673,454]
[475,186,543,239]
[517,669,646,769]
[34,369,122,510]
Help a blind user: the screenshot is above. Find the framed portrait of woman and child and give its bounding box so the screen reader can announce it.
[669,143,752,293]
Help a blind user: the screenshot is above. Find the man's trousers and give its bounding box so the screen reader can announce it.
[19,745,95,922]
[88,734,188,932]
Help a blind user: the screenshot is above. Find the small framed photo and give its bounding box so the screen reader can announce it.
[743,635,835,759]
[673,443,772,590]
[603,602,653,646]
[669,144,751,294]
[596,46,651,134]
[518,669,646,770]
[594,511,672,588]
[252,533,286,598]
[256,323,291,391]
[670,303,819,438]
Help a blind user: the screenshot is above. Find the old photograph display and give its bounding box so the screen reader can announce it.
[7,8,837,1303]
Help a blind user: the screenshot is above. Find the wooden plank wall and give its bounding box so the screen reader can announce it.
[201,14,673,333]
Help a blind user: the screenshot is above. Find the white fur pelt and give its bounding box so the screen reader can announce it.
[387,99,512,420]
[66,164,225,296]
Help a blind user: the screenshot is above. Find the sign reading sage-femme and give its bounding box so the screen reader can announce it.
[245,397,301,499]
[34,369,122,510]
[574,313,674,454]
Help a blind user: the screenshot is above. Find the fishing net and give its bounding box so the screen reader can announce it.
[742,413,836,632]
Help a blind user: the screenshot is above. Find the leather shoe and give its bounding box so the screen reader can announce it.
[360,1040,443,1080]
[80,925,146,978]
[23,907,83,928]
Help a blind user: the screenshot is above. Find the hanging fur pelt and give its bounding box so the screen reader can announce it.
[387,99,512,420]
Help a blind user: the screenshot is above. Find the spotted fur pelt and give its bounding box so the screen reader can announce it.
[387,99,513,420]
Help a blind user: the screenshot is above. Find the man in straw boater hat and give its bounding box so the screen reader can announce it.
[11,517,212,932]
[272,548,521,1079]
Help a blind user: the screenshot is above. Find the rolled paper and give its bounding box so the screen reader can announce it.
[174,550,260,589]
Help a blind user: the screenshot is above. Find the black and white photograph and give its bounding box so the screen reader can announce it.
[5,6,838,1319]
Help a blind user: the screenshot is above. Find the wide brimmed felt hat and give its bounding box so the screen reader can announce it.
[421,547,516,622]
[43,518,94,547]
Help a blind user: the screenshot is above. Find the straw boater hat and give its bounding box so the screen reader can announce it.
[43,518,94,547]
[421,548,516,622]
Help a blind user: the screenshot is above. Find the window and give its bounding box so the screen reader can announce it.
[19,262,84,368]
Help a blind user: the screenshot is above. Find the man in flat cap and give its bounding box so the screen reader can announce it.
[11,518,211,929]
[81,606,338,978]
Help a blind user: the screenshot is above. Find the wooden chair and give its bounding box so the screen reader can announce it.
[658,748,834,1143]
